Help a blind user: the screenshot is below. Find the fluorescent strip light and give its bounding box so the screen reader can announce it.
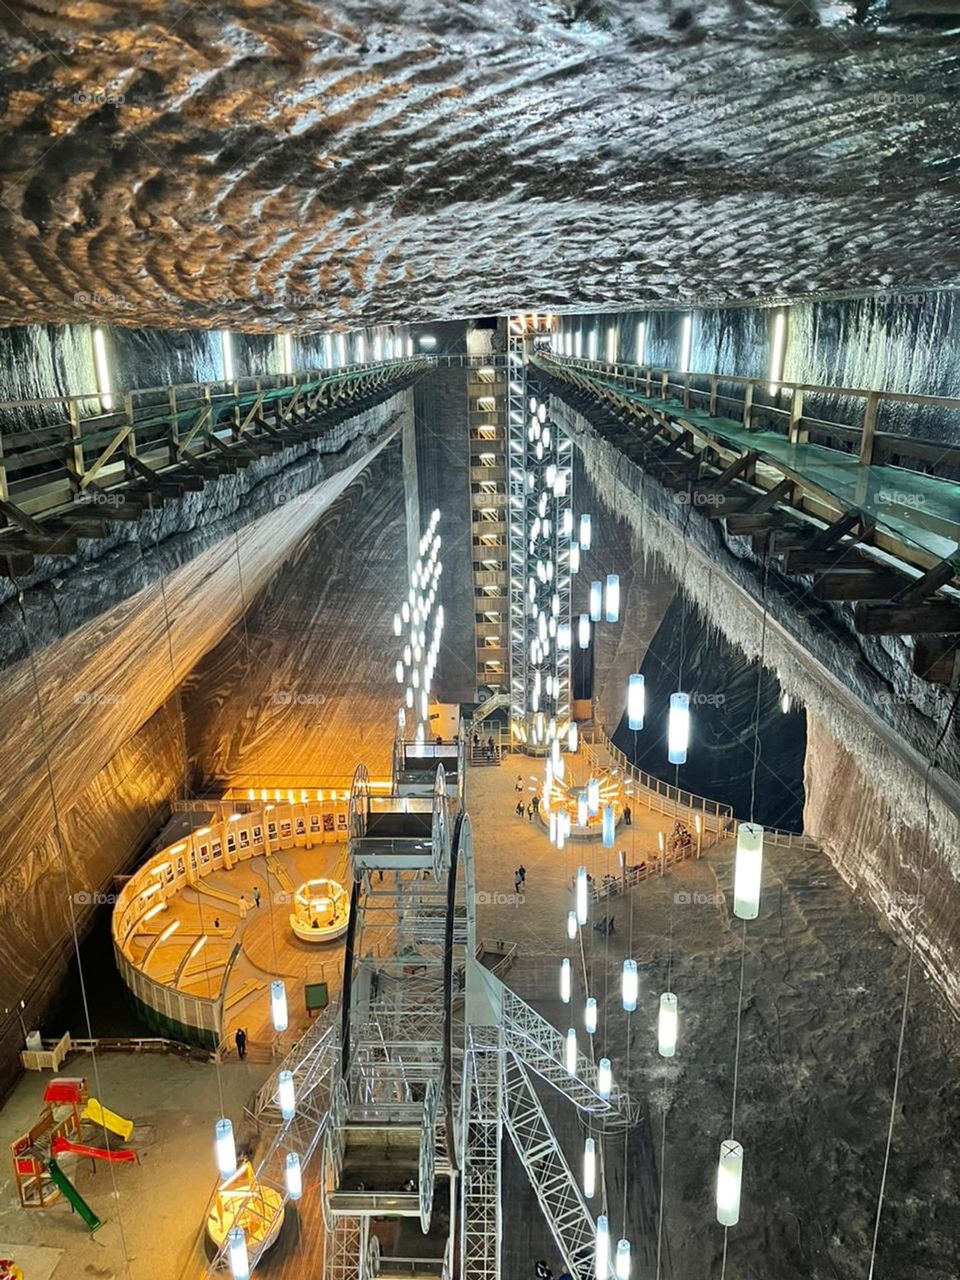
[768,309,787,395]
[221,331,234,382]
[92,327,113,410]
[679,314,692,373]
[636,320,646,365]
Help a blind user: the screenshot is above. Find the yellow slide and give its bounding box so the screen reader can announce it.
[83,1097,134,1142]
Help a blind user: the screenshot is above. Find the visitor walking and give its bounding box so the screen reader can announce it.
[235,1027,247,1060]
[518,864,526,884]
[239,894,249,919]
[532,794,540,817]
[514,871,522,894]
[213,916,220,930]
[515,774,524,792]
[253,884,261,908]
[515,799,524,817]
[487,735,495,760]
[527,802,534,822]
[624,804,632,825]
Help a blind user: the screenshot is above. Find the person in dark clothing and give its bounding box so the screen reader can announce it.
[624,804,632,825]
[253,885,261,908]
[235,1027,247,1059]
[527,802,534,822]
[518,864,526,883]
[531,794,540,816]
[516,800,524,817]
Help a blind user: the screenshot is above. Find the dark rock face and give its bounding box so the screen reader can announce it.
[0,5,957,329]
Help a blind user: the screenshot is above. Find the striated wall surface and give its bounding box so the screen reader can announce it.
[0,5,957,330]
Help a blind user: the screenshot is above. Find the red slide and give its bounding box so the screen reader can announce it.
[51,1136,137,1164]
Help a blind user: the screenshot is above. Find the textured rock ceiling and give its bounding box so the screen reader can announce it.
[0,1,958,331]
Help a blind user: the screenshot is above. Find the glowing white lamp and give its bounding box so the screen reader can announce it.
[395,659,404,684]
[577,794,588,827]
[570,541,581,574]
[597,1057,612,1099]
[627,673,645,731]
[658,992,678,1057]
[585,997,597,1034]
[576,865,588,925]
[667,692,690,765]
[393,613,402,636]
[271,979,288,1033]
[605,574,620,623]
[716,1139,744,1227]
[567,910,578,940]
[568,722,579,752]
[578,615,591,649]
[277,1069,296,1121]
[228,1226,250,1280]
[734,822,764,920]
[561,958,571,1003]
[285,1151,303,1200]
[602,804,615,848]
[781,691,791,714]
[587,777,600,815]
[615,1239,631,1279]
[215,1117,237,1178]
[589,580,602,622]
[580,514,592,550]
[621,959,638,1012]
[583,1137,596,1198]
[565,1028,577,1074]
[595,1215,610,1279]
[549,811,558,845]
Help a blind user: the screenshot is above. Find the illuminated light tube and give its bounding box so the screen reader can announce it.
[401,601,410,623]
[215,1117,237,1178]
[285,1151,303,1200]
[568,722,579,752]
[271,979,288,1033]
[567,910,578,940]
[605,574,620,623]
[577,794,588,827]
[733,822,764,920]
[281,332,293,376]
[636,319,647,365]
[565,1028,577,1074]
[549,812,558,845]
[221,331,235,382]
[679,313,693,373]
[91,326,115,411]
[587,777,600,815]
[576,865,588,924]
[602,803,615,848]
[578,615,591,649]
[595,1215,610,1279]
[627,673,645,731]
[570,541,581,574]
[597,1057,612,1099]
[606,327,617,363]
[615,1239,632,1280]
[561,958,571,1003]
[393,613,402,636]
[585,997,597,1034]
[668,692,690,765]
[579,514,592,550]
[562,509,573,536]
[716,1139,744,1227]
[781,691,791,714]
[769,309,786,396]
[228,1226,250,1280]
[405,687,414,709]
[395,660,404,684]
[588,330,598,362]
[622,959,638,1012]
[584,1137,596,1198]
[589,580,602,622]
[658,992,678,1057]
[277,1069,296,1121]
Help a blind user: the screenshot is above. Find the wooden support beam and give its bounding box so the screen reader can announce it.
[809,510,871,550]
[913,635,960,685]
[725,511,797,535]
[0,499,46,539]
[703,450,758,492]
[813,569,908,601]
[855,601,960,635]
[783,546,862,575]
[747,477,794,515]
[893,559,956,605]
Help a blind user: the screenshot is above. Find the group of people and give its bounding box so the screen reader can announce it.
[593,915,616,935]
[472,731,498,760]
[535,1261,572,1280]
[669,820,693,857]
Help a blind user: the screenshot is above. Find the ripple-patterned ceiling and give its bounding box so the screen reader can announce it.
[0,1,958,330]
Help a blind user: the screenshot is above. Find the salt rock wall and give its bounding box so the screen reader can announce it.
[182,440,412,788]
[804,712,960,1014]
[0,6,957,330]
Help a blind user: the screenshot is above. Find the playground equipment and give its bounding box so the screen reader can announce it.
[206,1160,284,1255]
[10,1078,136,1233]
[289,878,350,943]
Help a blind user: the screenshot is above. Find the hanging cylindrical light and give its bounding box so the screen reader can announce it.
[578,614,591,649]
[733,822,764,920]
[567,910,578,940]
[395,659,404,683]
[605,574,620,623]
[587,777,600,815]
[215,1117,237,1179]
[627,673,645,731]
[716,1139,744,1227]
[602,804,615,848]
[568,722,579,752]
[577,794,588,827]
[549,811,558,845]
[597,1057,612,1099]
[285,1151,303,1200]
[565,1028,577,1074]
[561,958,571,1003]
[621,959,638,1012]
[570,541,581,574]
[277,1069,296,1121]
[393,613,402,636]
[583,1137,596,1198]
[228,1226,250,1280]
[576,865,588,925]
[615,1239,631,1279]
[585,997,597,1034]
[580,514,592,550]
[589,580,602,622]
[658,992,678,1057]
[595,1215,610,1279]
[781,691,791,714]
[271,979,288,1033]
[667,692,690,765]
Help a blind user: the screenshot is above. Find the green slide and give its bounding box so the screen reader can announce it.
[47,1158,102,1232]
